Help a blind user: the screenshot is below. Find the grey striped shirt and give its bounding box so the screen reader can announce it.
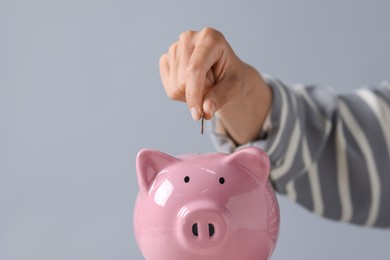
[210,76,390,228]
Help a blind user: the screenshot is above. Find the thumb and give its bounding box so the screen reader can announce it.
[202,78,241,120]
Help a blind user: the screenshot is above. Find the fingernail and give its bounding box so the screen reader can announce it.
[191,107,200,121]
[209,101,216,117]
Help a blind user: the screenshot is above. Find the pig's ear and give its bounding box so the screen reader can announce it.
[136,149,179,196]
[224,146,270,183]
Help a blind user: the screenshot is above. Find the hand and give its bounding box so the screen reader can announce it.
[159,28,271,144]
[159,27,248,120]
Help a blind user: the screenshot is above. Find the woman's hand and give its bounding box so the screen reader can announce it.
[159,27,271,145]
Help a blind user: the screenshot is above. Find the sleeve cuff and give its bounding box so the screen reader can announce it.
[209,75,279,154]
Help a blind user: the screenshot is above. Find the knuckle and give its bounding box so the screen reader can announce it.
[168,42,178,53]
[159,54,167,67]
[166,88,175,99]
[185,62,203,76]
[179,30,196,41]
[178,82,186,93]
[200,27,223,42]
[166,87,182,101]
[164,79,186,101]
[177,77,186,91]
[201,27,217,35]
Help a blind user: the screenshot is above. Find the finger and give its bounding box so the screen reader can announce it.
[160,45,186,102]
[165,42,186,102]
[202,76,241,120]
[168,42,179,92]
[185,38,223,120]
[176,31,196,94]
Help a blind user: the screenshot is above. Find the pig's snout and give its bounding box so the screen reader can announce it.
[177,201,229,253]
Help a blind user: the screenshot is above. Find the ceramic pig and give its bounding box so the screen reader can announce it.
[133,146,280,260]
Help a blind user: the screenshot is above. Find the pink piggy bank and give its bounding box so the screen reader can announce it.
[133,146,280,260]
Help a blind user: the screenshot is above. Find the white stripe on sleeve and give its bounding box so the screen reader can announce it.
[356,89,390,162]
[271,121,301,180]
[286,180,297,201]
[303,138,324,216]
[267,82,288,156]
[336,120,353,223]
[339,101,381,226]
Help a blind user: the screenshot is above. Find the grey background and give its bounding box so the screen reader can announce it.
[1,0,389,259]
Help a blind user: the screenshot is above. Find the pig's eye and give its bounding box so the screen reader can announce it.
[219,177,225,184]
[184,176,190,183]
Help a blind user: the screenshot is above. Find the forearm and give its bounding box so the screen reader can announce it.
[211,76,390,228]
[216,64,272,145]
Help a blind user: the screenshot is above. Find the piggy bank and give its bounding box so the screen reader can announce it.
[133,146,280,260]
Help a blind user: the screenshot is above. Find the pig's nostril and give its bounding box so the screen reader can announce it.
[190,223,216,237]
[192,223,199,237]
[208,223,215,237]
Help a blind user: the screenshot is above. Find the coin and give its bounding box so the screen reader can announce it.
[201,112,204,135]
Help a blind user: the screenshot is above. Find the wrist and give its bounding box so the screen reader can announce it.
[217,65,272,145]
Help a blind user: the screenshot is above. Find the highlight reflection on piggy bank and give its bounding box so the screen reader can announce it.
[133,146,280,260]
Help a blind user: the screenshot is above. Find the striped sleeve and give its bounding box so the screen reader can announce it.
[209,76,390,228]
